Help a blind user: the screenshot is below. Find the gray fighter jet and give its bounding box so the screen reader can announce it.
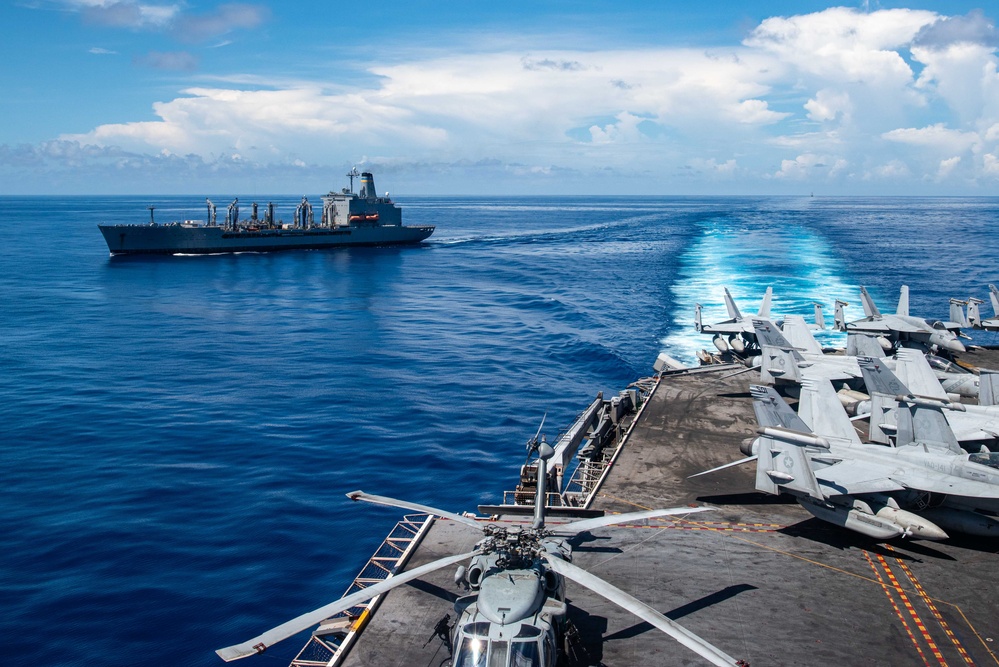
[835,286,965,354]
[694,286,773,356]
[695,382,999,539]
[967,284,999,331]
[751,317,863,383]
[859,351,999,447]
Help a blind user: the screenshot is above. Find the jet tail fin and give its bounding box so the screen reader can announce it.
[757,286,773,318]
[894,348,948,401]
[694,303,703,333]
[752,319,803,358]
[833,300,849,332]
[798,378,862,445]
[860,287,881,318]
[750,384,810,432]
[980,368,999,407]
[857,356,906,445]
[857,355,908,397]
[896,285,910,317]
[950,299,970,328]
[750,385,826,500]
[895,397,962,454]
[813,303,826,330]
[990,284,999,317]
[968,297,984,328]
[847,333,886,358]
[782,315,823,355]
[723,288,742,320]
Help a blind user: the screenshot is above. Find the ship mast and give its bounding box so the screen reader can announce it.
[346,166,360,194]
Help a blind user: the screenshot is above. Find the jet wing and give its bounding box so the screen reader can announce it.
[812,460,905,495]
[846,320,893,333]
[797,359,861,382]
[700,320,751,334]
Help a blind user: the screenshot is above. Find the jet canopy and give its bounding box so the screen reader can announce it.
[969,452,999,470]
[453,622,554,667]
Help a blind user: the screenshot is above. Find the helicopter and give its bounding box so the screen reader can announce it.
[215,424,745,667]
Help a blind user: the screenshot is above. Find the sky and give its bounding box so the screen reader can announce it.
[1,1,998,195]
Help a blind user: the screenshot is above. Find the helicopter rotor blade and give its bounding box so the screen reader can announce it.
[552,506,713,535]
[346,491,483,530]
[216,549,478,662]
[542,554,742,667]
[530,412,547,446]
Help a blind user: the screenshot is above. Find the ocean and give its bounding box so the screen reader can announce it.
[2,194,998,666]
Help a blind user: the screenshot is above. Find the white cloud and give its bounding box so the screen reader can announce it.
[882,123,979,152]
[938,155,961,179]
[772,153,847,180]
[32,7,999,192]
[745,7,938,86]
[805,89,851,122]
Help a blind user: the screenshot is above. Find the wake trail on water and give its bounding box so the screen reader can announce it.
[661,215,858,365]
[428,212,667,247]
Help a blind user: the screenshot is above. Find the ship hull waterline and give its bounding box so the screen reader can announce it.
[98,224,435,256]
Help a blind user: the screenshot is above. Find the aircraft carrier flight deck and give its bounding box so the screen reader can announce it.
[304,349,999,667]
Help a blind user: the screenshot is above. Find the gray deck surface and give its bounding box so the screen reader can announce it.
[340,349,999,667]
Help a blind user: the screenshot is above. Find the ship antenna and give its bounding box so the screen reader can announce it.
[148,206,155,224]
[347,166,360,193]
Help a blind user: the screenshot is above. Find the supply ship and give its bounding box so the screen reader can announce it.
[98,170,434,256]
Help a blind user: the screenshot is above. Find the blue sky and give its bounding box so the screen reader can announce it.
[2,1,997,194]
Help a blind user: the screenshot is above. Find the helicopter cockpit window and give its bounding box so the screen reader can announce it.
[969,452,999,470]
[509,639,541,667]
[488,641,508,667]
[454,637,487,667]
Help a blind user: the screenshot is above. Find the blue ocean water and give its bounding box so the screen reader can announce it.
[1,194,998,666]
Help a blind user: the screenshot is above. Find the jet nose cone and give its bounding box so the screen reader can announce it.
[945,338,967,353]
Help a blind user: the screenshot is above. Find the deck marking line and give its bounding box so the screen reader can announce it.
[865,551,933,667]
[887,546,976,667]
[876,553,947,667]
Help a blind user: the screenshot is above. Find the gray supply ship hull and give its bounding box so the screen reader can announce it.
[98,221,434,256]
[98,171,434,256]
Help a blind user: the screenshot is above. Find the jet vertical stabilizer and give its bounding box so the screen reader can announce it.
[990,284,999,318]
[756,286,773,318]
[895,396,963,454]
[860,287,882,318]
[979,369,999,407]
[894,348,948,401]
[896,285,910,317]
[834,300,849,332]
[967,298,985,329]
[813,303,826,330]
[857,356,905,445]
[847,333,887,358]
[750,385,827,500]
[723,288,742,320]
[950,299,970,328]
[798,378,863,446]
[782,316,824,355]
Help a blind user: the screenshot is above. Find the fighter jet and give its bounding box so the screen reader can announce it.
[751,317,863,384]
[835,286,965,354]
[696,382,999,538]
[694,286,773,356]
[967,285,999,331]
[859,351,999,447]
